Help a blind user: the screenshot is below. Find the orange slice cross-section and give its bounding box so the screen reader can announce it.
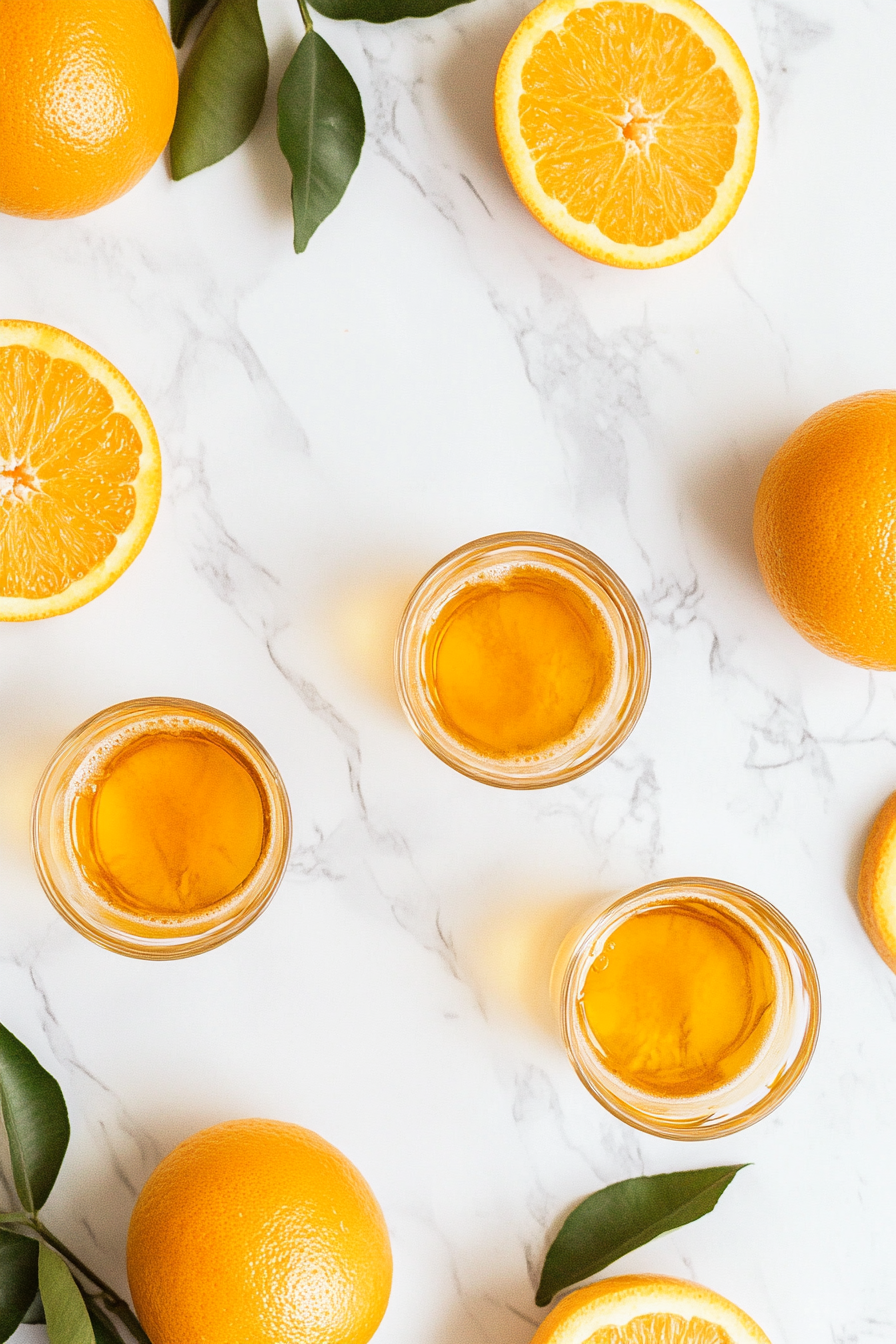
[531,1277,771,1344]
[496,0,759,266]
[0,321,161,619]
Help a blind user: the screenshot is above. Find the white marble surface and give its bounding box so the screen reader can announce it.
[2,0,896,1339]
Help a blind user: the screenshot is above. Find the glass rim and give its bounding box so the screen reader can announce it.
[31,696,292,961]
[556,876,822,1139]
[393,531,651,789]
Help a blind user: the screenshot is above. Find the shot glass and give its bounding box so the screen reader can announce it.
[552,877,821,1138]
[394,532,650,788]
[32,697,292,960]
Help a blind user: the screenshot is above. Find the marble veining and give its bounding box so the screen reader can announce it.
[2,0,896,1340]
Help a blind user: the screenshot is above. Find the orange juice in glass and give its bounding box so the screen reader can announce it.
[395,532,649,788]
[553,878,821,1138]
[32,698,291,959]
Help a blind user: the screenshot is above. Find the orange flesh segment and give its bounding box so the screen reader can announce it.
[518,1,741,245]
[0,344,140,598]
[591,1315,734,1342]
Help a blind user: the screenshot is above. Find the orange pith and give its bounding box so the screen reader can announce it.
[127,1119,393,1344]
[531,1276,770,1344]
[0,0,178,219]
[753,391,896,669]
[495,0,758,267]
[0,322,161,620]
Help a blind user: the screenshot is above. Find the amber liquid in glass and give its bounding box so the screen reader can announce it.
[426,569,615,757]
[72,729,267,922]
[579,900,778,1098]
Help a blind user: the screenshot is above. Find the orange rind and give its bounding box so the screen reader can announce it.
[532,1275,771,1344]
[0,0,178,219]
[495,0,759,267]
[858,791,896,973]
[127,1119,393,1344]
[753,391,896,670]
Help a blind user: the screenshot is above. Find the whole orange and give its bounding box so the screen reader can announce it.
[0,0,178,219]
[754,391,896,669]
[127,1119,393,1344]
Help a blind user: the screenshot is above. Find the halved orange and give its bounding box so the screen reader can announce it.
[495,0,759,267]
[0,321,161,619]
[858,791,896,974]
[531,1276,771,1344]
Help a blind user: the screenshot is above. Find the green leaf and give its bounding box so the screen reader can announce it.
[21,1291,45,1325]
[38,1244,95,1344]
[104,1300,153,1344]
[536,1166,747,1307]
[0,1229,38,1342]
[310,0,473,20]
[0,1023,70,1213]
[170,0,217,46]
[85,1298,127,1344]
[278,31,364,252]
[170,0,269,179]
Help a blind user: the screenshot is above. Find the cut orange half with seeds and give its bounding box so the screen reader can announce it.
[495,0,759,267]
[0,321,161,620]
[531,1276,771,1344]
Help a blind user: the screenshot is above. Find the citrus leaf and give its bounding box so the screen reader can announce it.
[277,31,364,253]
[0,1023,69,1213]
[84,1298,127,1344]
[170,0,269,179]
[0,1230,38,1342]
[170,0,217,46]
[21,1291,45,1325]
[38,1244,95,1344]
[310,0,473,20]
[536,1166,747,1307]
[103,1300,153,1344]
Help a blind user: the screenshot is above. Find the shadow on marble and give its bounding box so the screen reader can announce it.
[72,1102,226,1245]
[58,1162,138,1297]
[435,0,532,190]
[433,1284,542,1344]
[243,34,298,231]
[326,567,424,715]
[0,689,77,865]
[462,892,607,1039]
[686,429,783,590]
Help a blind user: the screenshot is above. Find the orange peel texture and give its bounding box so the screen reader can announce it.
[0,0,177,219]
[754,391,896,669]
[127,1119,393,1344]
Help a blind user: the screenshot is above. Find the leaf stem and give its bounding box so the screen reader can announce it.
[86,1297,131,1344]
[97,1296,153,1344]
[31,1218,120,1301]
[1,1213,152,1344]
[296,0,314,33]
